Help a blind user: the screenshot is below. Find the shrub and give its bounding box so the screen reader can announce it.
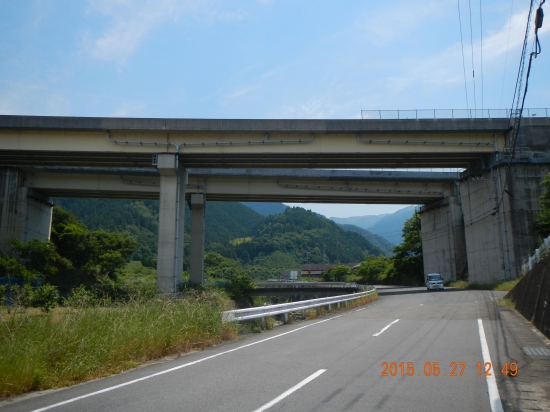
[8,284,34,309]
[323,265,351,282]
[31,285,58,312]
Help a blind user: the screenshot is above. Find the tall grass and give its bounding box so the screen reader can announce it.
[0,291,237,399]
[447,279,519,291]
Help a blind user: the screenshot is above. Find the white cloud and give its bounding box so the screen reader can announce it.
[84,0,243,64]
[85,0,193,63]
[381,8,542,95]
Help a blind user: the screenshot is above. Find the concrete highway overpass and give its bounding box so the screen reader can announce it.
[15,167,456,204]
[0,115,507,169]
[1,115,550,291]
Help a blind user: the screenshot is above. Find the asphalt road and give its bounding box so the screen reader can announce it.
[1,286,527,412]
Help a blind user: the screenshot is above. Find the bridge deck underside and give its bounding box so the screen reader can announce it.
[24,170,448,204]
[0,150,486,169]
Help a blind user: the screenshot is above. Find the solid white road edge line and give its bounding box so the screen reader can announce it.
[29,314,346,412]
[373,319,400,337]
[477,318,504,412]
[251,369,327,412]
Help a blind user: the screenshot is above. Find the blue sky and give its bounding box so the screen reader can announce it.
[1,0,548,217]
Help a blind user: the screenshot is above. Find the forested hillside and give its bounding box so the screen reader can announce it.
[54,200,383,278]
[367,206,417,244]
[338,224,394,256]
[54,199,264,267]
[240,202,287,216]
[234,207,382,268]
[329,205,417,245]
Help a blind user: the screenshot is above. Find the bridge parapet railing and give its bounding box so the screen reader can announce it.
[221,286,376,324]
[361,108,549,120]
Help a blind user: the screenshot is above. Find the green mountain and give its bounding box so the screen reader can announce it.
[54,199,264,268]
[241,202,287,216]
[234,207,383,268]
[338,224,394,256]
[330,214,388,228]
[367,206,417,245]
[53,200,382,278]
[329,206,417,245]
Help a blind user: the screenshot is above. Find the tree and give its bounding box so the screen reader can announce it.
[356,255,391,283]
[323,265,351,282]
[225,274,255,307]
[389,211,423,285]
[204,252,246,280]
[0,254,38,280]
[8,238,66,279]
[49,207,137,282]
[535,173,550,237]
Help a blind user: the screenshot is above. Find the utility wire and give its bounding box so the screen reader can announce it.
[499,0,515,109]
[468,0,478,115]
[457,0,470,111]
[495,0,544,214]
[479,0,484,111]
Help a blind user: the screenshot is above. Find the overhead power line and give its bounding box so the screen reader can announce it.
[468,0,478,112]
[457,0,470,111]
[479,0,484,110]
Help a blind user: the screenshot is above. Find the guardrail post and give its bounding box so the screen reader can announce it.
[328,304,331,313]
[261,317,266,330]
[302,309,306,319]
[284,312,289,324]
[337,302,340,309]
[345,301,348,308]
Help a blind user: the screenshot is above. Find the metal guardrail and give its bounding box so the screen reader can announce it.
[257,281,364,290]
[360,108,549,120]
[221,286,376,324]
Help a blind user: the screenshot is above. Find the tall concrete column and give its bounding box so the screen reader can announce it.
[0,167,53,254]
[189,194,205,284]
[156,154,187,292]
[460,170,514,283]
[420,194,467,282]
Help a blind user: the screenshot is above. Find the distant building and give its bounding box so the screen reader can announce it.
[301,263,359,277]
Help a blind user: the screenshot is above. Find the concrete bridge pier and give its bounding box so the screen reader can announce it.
[0,167,53,255]
[420,192,467,282]
[155,155,187,293]
[459,169,515,283]
[189,194,205,284]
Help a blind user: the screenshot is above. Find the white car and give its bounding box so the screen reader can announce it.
[426,273,444,291]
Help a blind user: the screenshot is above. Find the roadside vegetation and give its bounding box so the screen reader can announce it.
[446,279,520,291]
[345,212,424,286]
[0,289,236,399]
[498,297,516,309]
[0,203,408,399]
